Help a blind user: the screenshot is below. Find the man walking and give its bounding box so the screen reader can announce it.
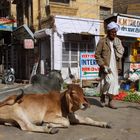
[95,21,124,109]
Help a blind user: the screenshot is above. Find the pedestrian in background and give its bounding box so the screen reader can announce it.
[95,21,124,109]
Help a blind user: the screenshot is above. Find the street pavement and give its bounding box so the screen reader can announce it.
[0,84,140,140]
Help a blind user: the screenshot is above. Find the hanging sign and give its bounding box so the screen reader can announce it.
[0,18,16,31]
[80,52,99,79]
[117,16,140,38]
[24,39,34,49]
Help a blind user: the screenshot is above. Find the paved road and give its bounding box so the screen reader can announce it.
[0,92,140,140]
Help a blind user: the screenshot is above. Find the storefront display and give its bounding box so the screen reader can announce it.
[106,13,140,75]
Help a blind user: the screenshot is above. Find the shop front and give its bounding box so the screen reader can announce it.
[0,17,16,76]
[105,13,140,75]
[12,24,35,80]
[34,15,103,81]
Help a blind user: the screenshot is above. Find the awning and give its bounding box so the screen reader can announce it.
[34,28,52,39]
[54,15,102,35]
[13,24,34,40]
[34,15,102,40]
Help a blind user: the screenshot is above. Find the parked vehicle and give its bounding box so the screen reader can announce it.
[2,67,15,84]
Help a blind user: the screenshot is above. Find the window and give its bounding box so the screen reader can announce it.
[100,6,111,20]
[62,34,95,68]
[50,0,70,4]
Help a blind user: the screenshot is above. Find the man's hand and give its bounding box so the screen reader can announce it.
[101,65,112,74]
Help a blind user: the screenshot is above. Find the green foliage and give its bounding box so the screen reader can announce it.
[62,82,68,89]
[124,92,140,103]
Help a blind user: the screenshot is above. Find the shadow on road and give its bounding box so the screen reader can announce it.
[86,96,103,107]
[86,96,140,110]
[117,105,140,110]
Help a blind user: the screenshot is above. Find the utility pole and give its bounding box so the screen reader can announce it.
[38,0,41,29]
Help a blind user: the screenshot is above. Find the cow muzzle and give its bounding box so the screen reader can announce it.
[80,103,90,110]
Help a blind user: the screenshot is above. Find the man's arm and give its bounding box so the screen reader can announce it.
[95,39,105,67]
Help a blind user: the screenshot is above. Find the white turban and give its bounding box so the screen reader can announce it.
[107,21,120,31]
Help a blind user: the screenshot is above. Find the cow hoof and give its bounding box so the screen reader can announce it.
[106,122,112,128]
[49,128,59,134]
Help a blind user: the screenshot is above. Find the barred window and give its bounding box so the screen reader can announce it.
[100,6,111,20]
[62,34,95,68]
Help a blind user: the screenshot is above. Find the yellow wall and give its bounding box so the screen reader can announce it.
[48,0,113,19]
[16,0,113,33]
[49,0,113,35]
[127,3,140,15]
[32,0,39,30]
[11,4,16,19]
[32,0,49,30]
[76,0,112,19]
[32,0,113,20]
[76,0,113,35]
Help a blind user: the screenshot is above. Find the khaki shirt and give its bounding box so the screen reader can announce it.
[95,37,123,75]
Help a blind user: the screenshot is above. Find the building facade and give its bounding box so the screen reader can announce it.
[113,0,140,16]
[112,0,140,75]
[34,0,113,81]
[0,0,114,81]
[105,13,140,76]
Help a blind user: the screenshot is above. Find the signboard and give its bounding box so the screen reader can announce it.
[80,52,99,79]
[24,39,34,49]
[0,18,16,31]
[117,16,140,38]
[130,63,140,71]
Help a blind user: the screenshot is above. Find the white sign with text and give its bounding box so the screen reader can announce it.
[80,52,99,79]
[117,16,140,38]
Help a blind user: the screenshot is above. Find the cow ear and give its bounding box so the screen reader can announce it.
[65,92,73,113]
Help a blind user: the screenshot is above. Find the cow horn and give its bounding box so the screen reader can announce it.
[71,90,76,94]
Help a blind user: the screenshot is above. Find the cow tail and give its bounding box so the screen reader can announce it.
[15,89,24,103]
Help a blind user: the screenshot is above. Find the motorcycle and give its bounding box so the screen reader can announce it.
[2,67,15,84]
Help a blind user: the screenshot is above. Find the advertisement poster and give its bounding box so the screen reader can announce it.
[0,18,16,31]
[130,63,140,71]
[117,16,140,38]
[24,39,34,49]
[80,52,99,79]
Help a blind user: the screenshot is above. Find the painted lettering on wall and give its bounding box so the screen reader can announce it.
[80,52,99,79]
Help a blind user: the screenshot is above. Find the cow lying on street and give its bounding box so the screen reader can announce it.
[0,84,111,134]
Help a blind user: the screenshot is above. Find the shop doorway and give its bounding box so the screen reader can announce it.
[62,33,96,79]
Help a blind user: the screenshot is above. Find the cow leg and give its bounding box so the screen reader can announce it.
[13,105,58,134]
[68,113,111,128]
[43,114,70,128]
